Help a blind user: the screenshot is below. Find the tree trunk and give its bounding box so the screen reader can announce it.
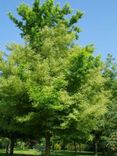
[9,138,15,156]
[61,143,66,150]
[6,144,9,155]
[6,141,10,154]
[102,147,106,156]
[94,141,98,156]
[79,143,82,152]
[45,132,51,156]
[74,141,77,156]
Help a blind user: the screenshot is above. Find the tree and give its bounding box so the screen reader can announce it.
[60,45,109,156]
[0,1,111,156]
[22,24,75,156]
[7,1,83,156]
[0,23,75,156]
[0,48,35,155]
[100,54,117,155]
[89,54,117,156]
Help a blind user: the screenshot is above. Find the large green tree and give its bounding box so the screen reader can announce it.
[0,1,111,156]
[7,1,83,155]
[0,24,75,156]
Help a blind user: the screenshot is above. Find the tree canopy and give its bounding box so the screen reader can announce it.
[0,1,116,156]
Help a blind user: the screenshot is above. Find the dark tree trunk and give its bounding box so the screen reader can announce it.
[102,147,106,156]
[61,143,66,150]
[94,141,98,156]
[79,143,82,152]
[74,141,77,156]
[6,141,10,154]
[9,138,15,156]
[45,132,51,156]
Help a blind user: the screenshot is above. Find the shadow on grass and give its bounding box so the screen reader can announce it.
[51,151,102,156]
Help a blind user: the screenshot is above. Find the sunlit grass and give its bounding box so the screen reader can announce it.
[0,149,104,156]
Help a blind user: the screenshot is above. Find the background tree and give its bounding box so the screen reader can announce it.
[0,48,36,155]
[60,45,109,156]
[101,54,117,155]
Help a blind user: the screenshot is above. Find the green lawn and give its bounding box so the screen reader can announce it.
[0,149,38,156]
[0,149,103,156]
[51,150,103,156]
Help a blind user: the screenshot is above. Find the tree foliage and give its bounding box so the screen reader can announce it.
[8,0,83,51]
[0,1,116,156]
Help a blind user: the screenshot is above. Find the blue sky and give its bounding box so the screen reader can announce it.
[0,0,117,60]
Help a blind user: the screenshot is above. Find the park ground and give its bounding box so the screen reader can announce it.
[0,149,104,156]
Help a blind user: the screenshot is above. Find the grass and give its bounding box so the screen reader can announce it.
[51,150,103,156]
[14,149,39,155]
[0,149,117,156]
[0,149,103,156]
[0,149,38,156]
